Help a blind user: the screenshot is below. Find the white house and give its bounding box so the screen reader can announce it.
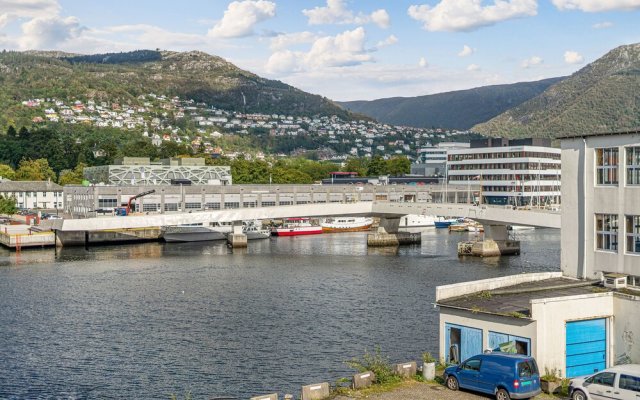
[436,129,640,379]
[0,180,64,210]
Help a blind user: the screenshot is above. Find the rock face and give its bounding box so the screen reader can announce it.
[0,49,353,128]
[473,43,640,138]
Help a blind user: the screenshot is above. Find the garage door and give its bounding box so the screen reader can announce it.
[566,319,607,378]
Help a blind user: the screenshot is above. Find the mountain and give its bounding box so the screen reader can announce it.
[473,43,640,138]
[0,49,354,128]
[338,78,563,130]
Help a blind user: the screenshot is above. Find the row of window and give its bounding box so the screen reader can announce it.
[449,163,560,171]
[596,147,640,185]
[596,214,640,254]
[2,191,62,198]
[449,174,560,182]
[449,151,560,161]
[586,371,640,393]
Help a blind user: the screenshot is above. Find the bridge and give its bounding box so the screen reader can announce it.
[54,183,560,253]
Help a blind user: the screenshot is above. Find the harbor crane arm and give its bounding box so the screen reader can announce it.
[126,189,156,214]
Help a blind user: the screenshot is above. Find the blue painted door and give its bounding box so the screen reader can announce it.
[566,319,607,378]
[445,323,483,364]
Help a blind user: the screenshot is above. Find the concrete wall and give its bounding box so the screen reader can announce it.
[436,272,562,301]
[438,307,537,364]
[612,293,640,365]
[562,133,640,279]
[531,292,614,377]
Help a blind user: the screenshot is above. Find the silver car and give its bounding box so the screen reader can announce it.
[569,365,640,400]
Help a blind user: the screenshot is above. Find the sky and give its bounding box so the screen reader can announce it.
[0,0,639,101]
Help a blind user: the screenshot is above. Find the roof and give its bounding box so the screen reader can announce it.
[0,181,63,192]
[437,277,605,319]
[558,127,640,140]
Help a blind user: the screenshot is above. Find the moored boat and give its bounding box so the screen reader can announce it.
[399,214,439,228]
[272,218,323,236]
[435,218,460,228]
[162,223,232,242]
[242,221,271,240]
[321,217,373,232]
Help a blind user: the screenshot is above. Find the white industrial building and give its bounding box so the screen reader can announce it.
[0,180,64,210]
[412,142,470,177]
[83,157,232,186]
[436,129,640,379]
[447,138,561,207]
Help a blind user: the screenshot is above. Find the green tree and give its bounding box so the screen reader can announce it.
[343,157,368,177]
[367,155,388,176]
[14,158,56,181]
[0,195,17,215]
[386,156,411,176]
[271,167,313,184]
[58,162,86,185]
[0,163,15,180]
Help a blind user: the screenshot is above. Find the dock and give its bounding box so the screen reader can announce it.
[0,225,56,250]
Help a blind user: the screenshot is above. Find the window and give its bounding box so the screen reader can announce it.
[627,147,640,185]
[596,214,618,251]
[462,358,481,371]
[587,372,616,387]
[142,203,159,212]
[517,360,538,378]
[619,374,640,392]
[596,148,618,185]
[205,202,220,210]
[98,198,117,208]
[185,202,201,209]
[164,203,178,212]
[626,216,640,254]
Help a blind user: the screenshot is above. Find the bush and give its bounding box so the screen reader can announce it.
[345,346,401,385]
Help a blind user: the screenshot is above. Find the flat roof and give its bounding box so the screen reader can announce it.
[558,127,640,139]
[437,277,604,318]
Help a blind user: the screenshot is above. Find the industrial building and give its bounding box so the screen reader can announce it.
[83,157,232,186]
[436,129,640,379]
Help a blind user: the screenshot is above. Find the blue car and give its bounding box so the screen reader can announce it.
[444,353,541,400]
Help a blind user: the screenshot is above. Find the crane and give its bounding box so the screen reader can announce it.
[116,189,156,216]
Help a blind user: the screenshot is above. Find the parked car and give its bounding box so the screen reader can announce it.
[444,353,541,400]
[569,364,640,400]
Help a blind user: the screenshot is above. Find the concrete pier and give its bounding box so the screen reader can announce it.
[227,233,248,248]
[367,227,421,247]
[457,223,520,256]
[0,225,55,249]
[56,227,162,247]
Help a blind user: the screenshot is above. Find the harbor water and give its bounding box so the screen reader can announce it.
[0,228,560,399]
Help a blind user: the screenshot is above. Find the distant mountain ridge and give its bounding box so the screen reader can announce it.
[0,49,355,128]
[473,43,640,138]
[338,78,564,130]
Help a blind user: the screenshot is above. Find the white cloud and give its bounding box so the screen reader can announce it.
[458,44,474,57]
[209,0,276,38]
[269,31,317,51]
[467,63,480,71]
[419,57,428,68]
[376,34,398,48]
[19,16,84,50]
[521,55,543,68]
[303,0,390,28]
[304,27,372,68]
[592,21,614,29]
[106,24,207,48]
[408,0,537,32]
[564,50,584,64]
[266,50,300,73]
[266,27,374,74]
[0,0,60,23]
[0,13,10,28]
[552,0,640,12]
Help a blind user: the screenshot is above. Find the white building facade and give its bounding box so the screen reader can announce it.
[412,142,470,177]
[0,180,64,210]
[447,139,561,207]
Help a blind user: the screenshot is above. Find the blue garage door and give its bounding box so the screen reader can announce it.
[566,319,607,378]
[445,323,483,364]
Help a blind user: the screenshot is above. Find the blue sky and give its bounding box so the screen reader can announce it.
[1,0,639,101]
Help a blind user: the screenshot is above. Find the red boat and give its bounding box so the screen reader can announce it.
[271,218,323,236]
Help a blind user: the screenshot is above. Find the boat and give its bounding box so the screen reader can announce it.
[467,223,484,233]
[242,220,271,240]
[399,214,440,228]
[435,218,460,229]
[162,222,232,242]
[321,217,373,232]
[272,218,323,236]
[448,223,467,232]
[508,225,535,231]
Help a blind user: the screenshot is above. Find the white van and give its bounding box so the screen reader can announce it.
[569,364,640,400]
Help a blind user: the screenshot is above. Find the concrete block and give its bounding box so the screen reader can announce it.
[394,361,417,378]
[352,371,376,389]
[228,233,248,248]
[301,382,330,400]
[251,394,278,400]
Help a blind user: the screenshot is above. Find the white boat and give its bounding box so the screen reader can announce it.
[162,222,232,242]
[321,217,373,232]
[242,221,271,240]
[508,225,535,231]
[399,214,440,228]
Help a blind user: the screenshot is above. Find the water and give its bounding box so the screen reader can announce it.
[0,229,560,399]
